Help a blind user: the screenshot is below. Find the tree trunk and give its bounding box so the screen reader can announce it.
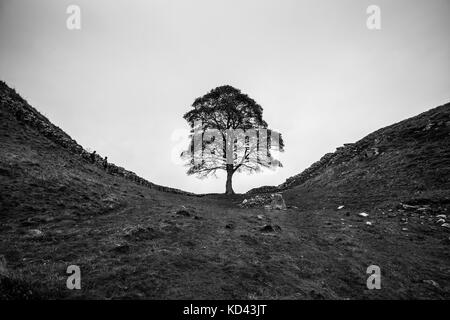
[225,165,234,195]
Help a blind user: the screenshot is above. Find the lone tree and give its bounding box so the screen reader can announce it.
[181,85,284,194]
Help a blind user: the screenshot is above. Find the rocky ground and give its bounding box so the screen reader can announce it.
[0,82,449,299]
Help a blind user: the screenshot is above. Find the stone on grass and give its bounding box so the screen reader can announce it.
[101,194,121,210]
[423,279,440,288]
[266,193,286,210]
[358,212,369,217]
[176,206,191,217]
[239,194,271,208]
[240,193,287,210]
[26,229,44,238]
[260,224,282,233]
[110,243,130,254]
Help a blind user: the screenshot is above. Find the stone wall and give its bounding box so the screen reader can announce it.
[0,81,194,196]
[247,102,450,195]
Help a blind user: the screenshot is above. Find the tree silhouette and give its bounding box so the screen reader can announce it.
[182,85,284,194]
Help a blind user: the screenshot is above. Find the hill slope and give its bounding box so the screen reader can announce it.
[250,103,450,209]
[1,82,449,299]
[0,81,193,196]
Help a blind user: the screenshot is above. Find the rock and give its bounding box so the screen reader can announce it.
[260,224,281,233]
[442,223,450,229]
[267,193,287,210]
[358,212,369,217]
[176,206,191,217]
[110,244,130,254]
[401,227,408,231]
[240,193,287,210]
[401,203,420,210]
[256,215,264,220]
[102,194,119,203]
[239,194,272,208]
[423,279,440,288]
[176,209,191,217]
[26,229,43,238]
[337,205,345,210]
[365,221,373,226]
[364,147,379,158]
[436,218,446,224]
[101,194,121,211]
[436,214,447,219]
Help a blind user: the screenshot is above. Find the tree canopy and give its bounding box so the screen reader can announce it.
[181,85,284,194]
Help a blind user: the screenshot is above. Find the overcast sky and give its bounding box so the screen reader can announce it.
[1,0,449,193]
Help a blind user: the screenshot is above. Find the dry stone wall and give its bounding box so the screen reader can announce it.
[0,81,194,196]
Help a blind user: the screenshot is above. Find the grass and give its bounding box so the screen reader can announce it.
[1,86,449,299]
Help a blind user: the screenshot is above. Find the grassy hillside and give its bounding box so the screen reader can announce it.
[250,103,450,210]
[1,82,449,299]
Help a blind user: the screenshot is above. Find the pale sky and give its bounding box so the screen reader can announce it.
[1,0,449,193]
